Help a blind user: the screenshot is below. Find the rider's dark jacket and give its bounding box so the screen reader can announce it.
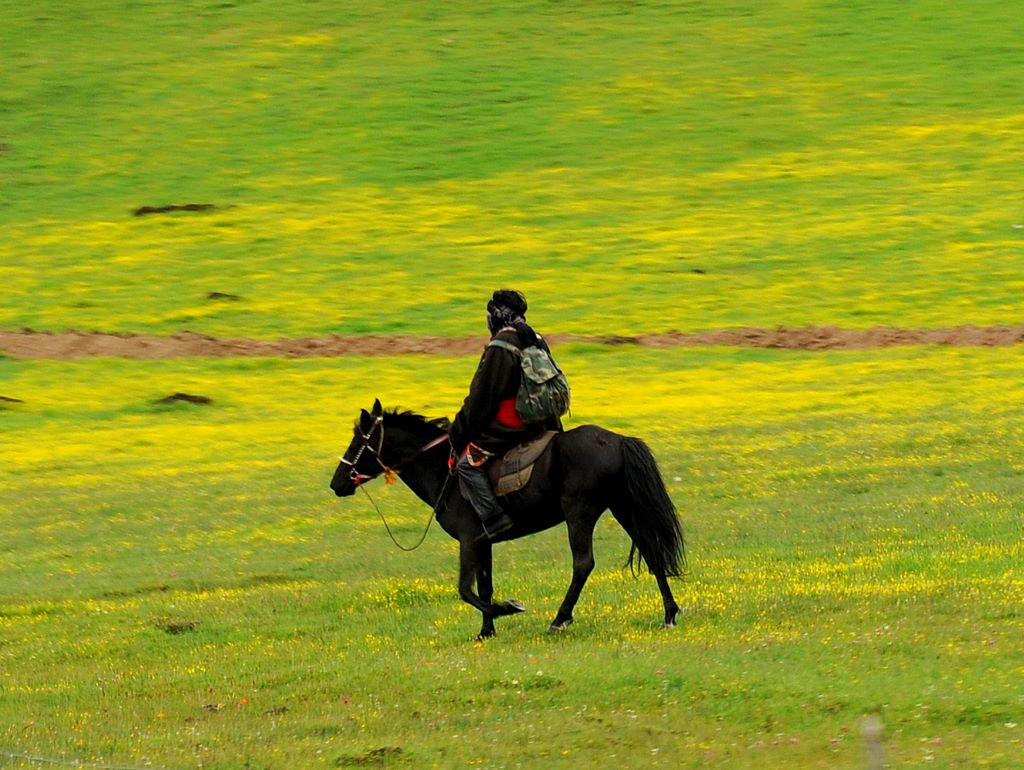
[450,327,561,456]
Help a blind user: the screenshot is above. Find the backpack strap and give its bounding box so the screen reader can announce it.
[487,339,523,356]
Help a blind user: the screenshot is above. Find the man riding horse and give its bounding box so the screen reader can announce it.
[448,290,562,539]
[331,290,683,638]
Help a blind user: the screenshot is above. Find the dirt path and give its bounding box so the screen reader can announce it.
[2,325,1024,360]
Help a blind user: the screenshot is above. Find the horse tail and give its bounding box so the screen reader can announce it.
[615,437,685,577]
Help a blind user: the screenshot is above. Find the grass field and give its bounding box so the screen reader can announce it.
[3,1,1024,336]
[2,348,1023,768]
[4,1,1024,768]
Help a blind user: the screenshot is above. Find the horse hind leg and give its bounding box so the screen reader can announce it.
[549,515,597,634]
[655,571,680,628]
[612,506,680,629]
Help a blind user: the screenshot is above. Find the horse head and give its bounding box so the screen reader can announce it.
[330,400,451,497]
[330,398,386,497]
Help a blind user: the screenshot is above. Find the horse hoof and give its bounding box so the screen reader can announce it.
[502,599,526,614]
[548,618,573,634]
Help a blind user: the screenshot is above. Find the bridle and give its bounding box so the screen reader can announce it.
[339,413,450,487]
[339,413,389,487]
[338,413,453,551]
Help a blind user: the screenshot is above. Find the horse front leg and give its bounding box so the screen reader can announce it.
[457,538,524,641]
[476,542,496,639]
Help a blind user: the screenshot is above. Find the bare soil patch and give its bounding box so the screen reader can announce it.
[2,325,1023,360]
[132,203,219,216]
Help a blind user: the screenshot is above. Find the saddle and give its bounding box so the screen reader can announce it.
[487,431,558,497]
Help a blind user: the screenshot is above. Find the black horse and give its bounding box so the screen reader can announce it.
[330,399,685,639]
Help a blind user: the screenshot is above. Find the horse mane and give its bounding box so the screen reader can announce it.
[381,408,450,440]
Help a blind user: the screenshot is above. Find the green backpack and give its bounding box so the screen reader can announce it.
[488,338,571,424]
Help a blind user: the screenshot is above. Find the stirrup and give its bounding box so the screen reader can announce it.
[479,514,514,540]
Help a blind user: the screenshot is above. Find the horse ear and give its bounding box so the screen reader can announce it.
[372,398,383,416]
[359,408,371,429]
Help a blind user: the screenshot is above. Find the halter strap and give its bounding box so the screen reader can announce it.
[417,435,451,454]
[338,414,385,485]
[340,419,449,486]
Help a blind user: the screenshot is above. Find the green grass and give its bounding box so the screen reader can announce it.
[3,1,1024,337]
[3,2,1024,768]
[2,348,1023,768]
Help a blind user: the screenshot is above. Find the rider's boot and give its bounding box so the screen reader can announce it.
[456,455,514,539]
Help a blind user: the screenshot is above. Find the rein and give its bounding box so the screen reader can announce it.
[341,418,452,551]
[358,473,452,552]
